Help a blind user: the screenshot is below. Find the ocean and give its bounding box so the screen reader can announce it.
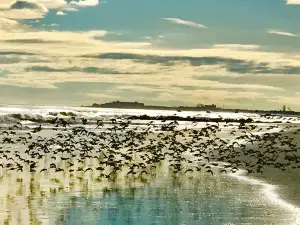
[0,105,299,225]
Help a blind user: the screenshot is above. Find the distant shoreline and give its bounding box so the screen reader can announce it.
[82,102,300,116]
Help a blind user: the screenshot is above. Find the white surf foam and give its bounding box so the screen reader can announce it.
[229,168,300,225]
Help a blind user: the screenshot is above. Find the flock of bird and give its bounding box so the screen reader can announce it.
[0,112,299,183]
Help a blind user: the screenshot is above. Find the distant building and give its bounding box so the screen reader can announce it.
[196,104,217,109]
[96,101,145,108]
[89,101,221,111]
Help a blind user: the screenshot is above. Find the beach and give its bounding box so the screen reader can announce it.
[0,105,300,225]
[238,130,300,210]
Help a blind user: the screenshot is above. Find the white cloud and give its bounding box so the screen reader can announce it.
[163,17,207,29]
[63,7,78,11]
[0,29,109,46]
[84,30,108,38]
[0,10,46,19]
[9,0,48,12]
[106,31,123,36]
[270,96,300,106]
[0,18,18,30]
[83,92,119,100]
[0,0,68,9]
[0,0,48,19]
[0,0,15,5]
[0,14,299,109]
[0,0,96,19]
[70,0,99,7]
[1,27,299,65]
[286,0,300,4]
[38,0,67,9]
[213,44,260,50]
[0,51,285,93]
[56,10,67,16]
[267,29,298,37]
[0,33,298,109]
[0,17,29,32]
[0,22,297,90]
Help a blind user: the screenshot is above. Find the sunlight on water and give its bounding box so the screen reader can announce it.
[48,176,297,225]
[0,170,297,225]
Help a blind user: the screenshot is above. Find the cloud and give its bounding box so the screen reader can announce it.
[0,18,20,31]
[4,39,64,44]
[163,17,207,29]
[0,0,95,19]
[213,44,260,50]
[0,52,285,93]
[83,53,300,75]
[50,23,59,27]
[0,22,300,110]
[29,19,40,23]
[0,0,69,9]
[38,0,67,9]
[0,0,48,19]
[26,65,147,74]
[197,74,300,93]
[269,95,300,107]
[56,10,66,16]
[0,53,297,109]
[0,10,45,19]
[70,0,99,7]
[2,26,300,69]
[63,7,78,11]
[10,0,48,12]
[286,0,300,4]
[0,51,37,56]
[0,29,108,46]
[267,29,298,37]
[85,30,107,38]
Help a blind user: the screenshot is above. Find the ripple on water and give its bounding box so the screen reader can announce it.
[28,174,297,225]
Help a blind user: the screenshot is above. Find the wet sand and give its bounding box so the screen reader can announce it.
[242,130,300,209]
[255,167,300,208]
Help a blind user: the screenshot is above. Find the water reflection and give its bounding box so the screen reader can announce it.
[0,167,297,225]
[0,161,297,225]
[34,175,293,225]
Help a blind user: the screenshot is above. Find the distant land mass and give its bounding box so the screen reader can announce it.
[82,101,300,116]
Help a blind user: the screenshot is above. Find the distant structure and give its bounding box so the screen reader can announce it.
[282,105,292,112]
[197,103,217,109]
[92,101,145,109]
[89,101,219,111]
[82,101,300,115]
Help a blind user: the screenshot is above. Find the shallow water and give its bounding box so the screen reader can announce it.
[7,175,292,225]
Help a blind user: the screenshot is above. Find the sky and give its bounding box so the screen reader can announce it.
[0,0,300,110]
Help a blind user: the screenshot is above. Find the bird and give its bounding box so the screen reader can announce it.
[206,170,214,175]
